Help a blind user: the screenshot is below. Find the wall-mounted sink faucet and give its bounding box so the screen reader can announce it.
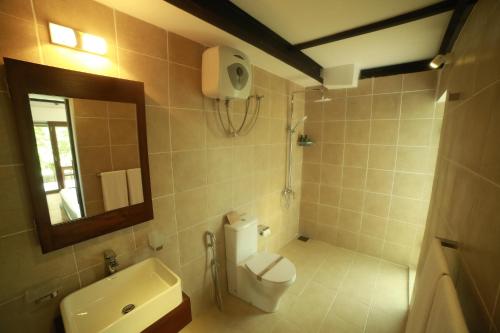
[104,249,119,275]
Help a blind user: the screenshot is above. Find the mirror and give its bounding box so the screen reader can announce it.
[5,58,152,253]
[29,95,142,225]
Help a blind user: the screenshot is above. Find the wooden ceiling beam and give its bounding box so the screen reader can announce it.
[294,0,459,50]
[164,0,323,83]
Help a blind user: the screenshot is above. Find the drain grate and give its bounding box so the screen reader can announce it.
[122,304,135,315]
[298,236,309,242]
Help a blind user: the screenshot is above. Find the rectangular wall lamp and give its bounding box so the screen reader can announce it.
[49,22,107,55]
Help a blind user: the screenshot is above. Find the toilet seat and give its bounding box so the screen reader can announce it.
[245,252,296,283]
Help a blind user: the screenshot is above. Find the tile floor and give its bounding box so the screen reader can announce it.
[181,239,409,333]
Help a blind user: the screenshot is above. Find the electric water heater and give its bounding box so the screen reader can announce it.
[202,46,252,100]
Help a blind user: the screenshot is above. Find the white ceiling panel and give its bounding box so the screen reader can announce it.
[231,0,443,44]
[94,0,449,87]
[303,12,451,68]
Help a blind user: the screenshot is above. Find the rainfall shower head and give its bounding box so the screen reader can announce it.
[310,86,331,103]
[314,96,332,103]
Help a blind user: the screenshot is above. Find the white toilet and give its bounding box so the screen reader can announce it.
[224,216,296,312]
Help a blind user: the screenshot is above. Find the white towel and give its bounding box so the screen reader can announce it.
[100,170,129,211]
[406,238,450,333]
[426,275,468,333]
[126,168,144,205]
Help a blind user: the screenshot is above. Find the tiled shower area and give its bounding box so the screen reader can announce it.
[299,71,442,267]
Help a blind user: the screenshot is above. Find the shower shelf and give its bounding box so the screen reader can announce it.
[297,141,314,147]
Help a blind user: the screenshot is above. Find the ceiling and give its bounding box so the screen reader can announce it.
[95,0,452,87]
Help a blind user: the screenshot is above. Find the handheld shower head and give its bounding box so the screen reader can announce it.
[291,115,307,132]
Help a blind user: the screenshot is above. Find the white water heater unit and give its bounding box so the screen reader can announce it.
[202,46,252,100]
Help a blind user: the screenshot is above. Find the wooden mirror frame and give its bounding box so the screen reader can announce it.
[4,58,153,253]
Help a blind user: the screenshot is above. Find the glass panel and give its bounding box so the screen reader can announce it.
[55,126,76,189]
[34,124,59,192]
[29,94,141,225]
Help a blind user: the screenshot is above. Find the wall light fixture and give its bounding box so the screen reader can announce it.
[49,22,107,55]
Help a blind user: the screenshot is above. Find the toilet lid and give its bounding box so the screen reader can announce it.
[245,252,296,283]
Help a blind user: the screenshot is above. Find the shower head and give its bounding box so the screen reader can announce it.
[310,86,331,103]
[314,96,332,103]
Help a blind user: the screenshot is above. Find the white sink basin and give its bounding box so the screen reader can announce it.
[61,258,182,333]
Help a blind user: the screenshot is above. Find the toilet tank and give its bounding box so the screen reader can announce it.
[224,216,258,264]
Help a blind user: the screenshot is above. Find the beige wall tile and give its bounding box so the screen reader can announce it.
[361,214,387,238]
[372,93,401,119]
[322,143,343,165]
[119,48,169,106]
[403,70,437,91]
[304,142,322,163]
[0,231,75,303]
[146,106,170,153]
[170,109,205,150]
[340,189,364,211]
[323,121,345,143]
[175,187,207,229]
[74,227,134,270]
[342,167,366,190]
[0,0,33,20]
[305,101,323,121]
[111,145,140,170]
[323,98,346,121]
[401,90,435,119]
[338,209,362,232]
[107,102,136,119]
[382,242,410,265]
[78,146,112,175]
[398,119,432,146]
[302,163,320,183]
[300,201,318,222]
[321,164,342,186]
[395,147,429,173]
[347,78,372,96]
[178,222,207,264]
[207,147,233,184]
[358,235,383,257]
[370,120,398,145]
[252,66,270,89]
[389,196,428,224]
[168,32,204,68]
[73,98,107,117]
[172,150,207,191]
[317,205,338,226]
[385,221,415,245]
[0,94,22,165]
[366,169,393,194]
[364,192,390,217]
[116,11,167,59]
[368,145,396,170]
[345,121,370,144]
[0,166,32,237]
[302,182,319,203]
[393,173,429,199]
[342,144,366,168]
[169,63,203,109]
[319,185,341,206]
[148,153,173,197]
[75,117,109,146]
[109,119,138,145]
[336,229,359,251]
[347,96,372,120]
[373,75,402,94]
[304,121,323,142]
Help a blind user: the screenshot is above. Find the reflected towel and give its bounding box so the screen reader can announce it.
[426,275,468,333]
[406,238,450,333]
[100,170,129,211]
[126,168,144,205]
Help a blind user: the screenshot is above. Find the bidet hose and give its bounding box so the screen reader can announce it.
[205,231,223,311]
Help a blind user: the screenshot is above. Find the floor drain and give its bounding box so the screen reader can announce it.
[298,236,309,242]
[122,304,135,314]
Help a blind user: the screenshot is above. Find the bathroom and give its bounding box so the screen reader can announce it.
[0,0,498,332]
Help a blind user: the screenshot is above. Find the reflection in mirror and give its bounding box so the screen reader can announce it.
[29,94,143,225]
